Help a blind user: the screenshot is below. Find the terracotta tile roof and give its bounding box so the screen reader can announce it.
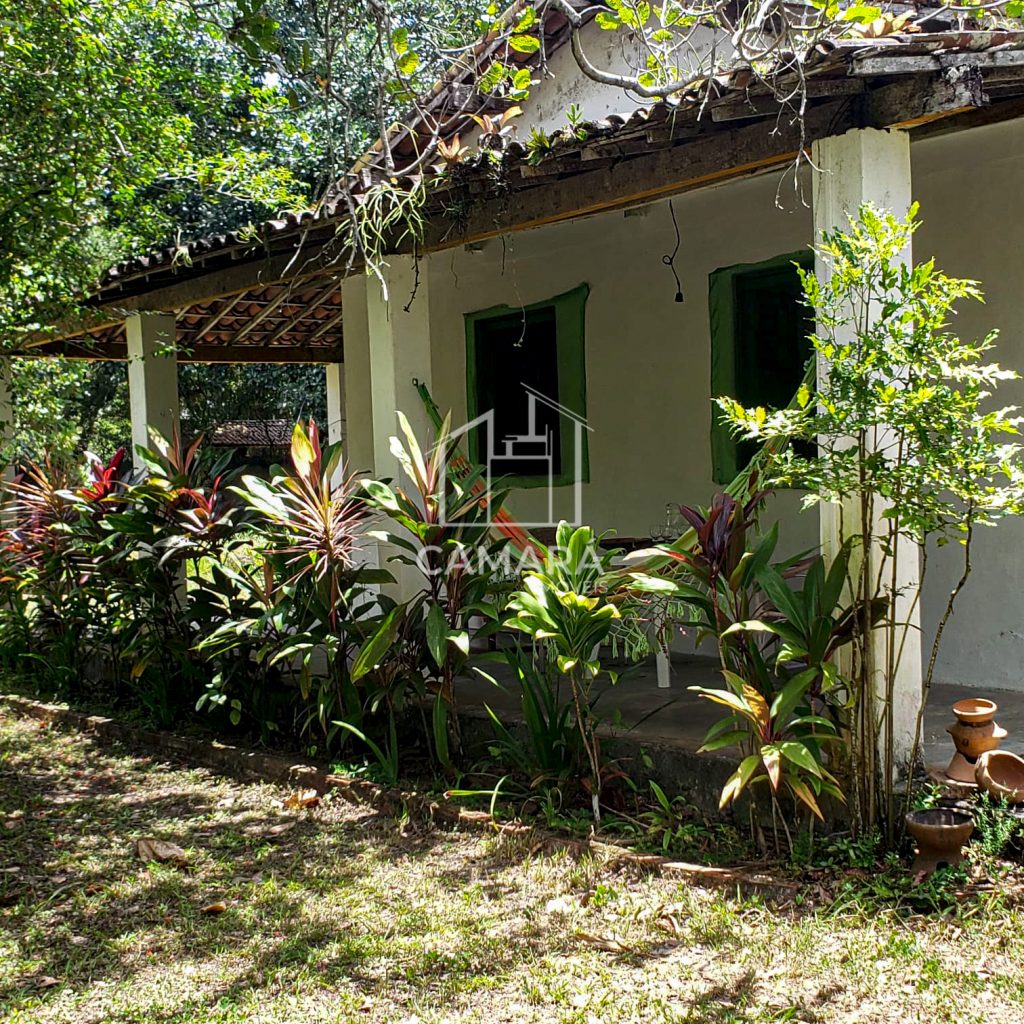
[207,419,293,447]
[92,28,1024,304]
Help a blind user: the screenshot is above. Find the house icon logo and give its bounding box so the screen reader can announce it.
[442,385,591,528]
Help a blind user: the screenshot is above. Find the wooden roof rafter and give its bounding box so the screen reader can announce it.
[29,275,346,364]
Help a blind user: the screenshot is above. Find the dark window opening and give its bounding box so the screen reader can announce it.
[469,306,562,478]
[709,252,814,484]
[464,285,589,488]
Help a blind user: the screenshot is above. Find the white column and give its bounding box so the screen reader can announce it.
[341,275,374,475]
[365,256,433,599]
[126,312,179,454]
[325,362,345,446]
[365,255,433,479]
[811,128,922,770]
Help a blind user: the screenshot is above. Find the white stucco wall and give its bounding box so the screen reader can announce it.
[912,119,1024,692]
[415,115,1024,689]
[427,172,815,537]
[478,21,722,144]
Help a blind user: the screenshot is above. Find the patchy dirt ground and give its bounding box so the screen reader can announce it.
[2,707,1024,1024]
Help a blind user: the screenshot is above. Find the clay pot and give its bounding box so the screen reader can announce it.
[945,698,1006,783]
[952,698,997,724]
[975,750,1024,805]
[947,718,1006,760]
[905,808,974,875]
[945,751,980,785]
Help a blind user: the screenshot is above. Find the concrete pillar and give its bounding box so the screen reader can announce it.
[126,312,179,454]
[325,362,345,444]
[365,256,433,479]
[365,256,434,598]
[340,275,374,475]
[811,128,922,771]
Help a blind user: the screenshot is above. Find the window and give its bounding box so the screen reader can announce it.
[708,252,814,484]
[464,284,589,488]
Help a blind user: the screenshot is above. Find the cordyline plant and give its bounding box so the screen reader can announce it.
[361,411,511,765]
[625,495,877,848]
[717,203,1024,839]
[212,420,392,745]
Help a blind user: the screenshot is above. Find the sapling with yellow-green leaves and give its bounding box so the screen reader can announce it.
[506,522,621,822]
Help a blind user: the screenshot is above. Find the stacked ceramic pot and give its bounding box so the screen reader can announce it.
[945,698,1006,784]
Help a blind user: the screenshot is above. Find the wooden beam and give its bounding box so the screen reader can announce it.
[307,306,346,343]
[231,287,293,341]
[417,71,999,252]
[262,280,342,347]
[192,292,247,342]
[46,62,1022,340]
[913,95,1024,139]
[865,66,986,131]
[94,245,341,317]
[418,100,852,251]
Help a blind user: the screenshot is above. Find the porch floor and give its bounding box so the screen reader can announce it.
[459,653,1024,770]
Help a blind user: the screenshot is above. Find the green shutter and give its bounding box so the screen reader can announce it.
[708,252,813,485]
[464,284,590,488]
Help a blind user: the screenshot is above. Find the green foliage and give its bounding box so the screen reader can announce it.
[831,859,971,915]
[792,828,882,870]
[361,411,511,764]
[0,0,310,348]
[0,432,246,724]
[474,644,591,800]
[506,522,621,821]
[203,419,397,752]
[639,783,749,862]
[718,204,1024,545]
[625,495,874,838]
[717,204,1024,838]
[972,795,1023,863]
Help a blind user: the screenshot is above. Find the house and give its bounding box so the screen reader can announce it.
[16,11,1024,759]
[446,382,591,528]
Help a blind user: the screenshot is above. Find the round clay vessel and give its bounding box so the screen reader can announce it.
[952,698,998,725]
[975,750,1024,805]
[947,718,1006,760]
[905,808,974,875]
[945,751,980,785]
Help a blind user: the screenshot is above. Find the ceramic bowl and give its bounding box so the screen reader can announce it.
[952,698,998,724]
[975,750,1024,804]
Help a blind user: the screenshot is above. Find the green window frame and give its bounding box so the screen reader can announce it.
[464,283,590,489]
[708,251,814,485]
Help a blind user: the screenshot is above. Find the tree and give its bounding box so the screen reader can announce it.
[0,0,312,349]
[718,205,1024,838]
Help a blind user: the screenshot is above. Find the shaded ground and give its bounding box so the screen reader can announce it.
[3,708,1024,1024]
[461,653,1024,763]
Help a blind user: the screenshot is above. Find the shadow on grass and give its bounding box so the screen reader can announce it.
[0,713,582,1021]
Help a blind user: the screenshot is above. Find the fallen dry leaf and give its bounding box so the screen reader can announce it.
[36,976,60,988]
[283,789,320,810]
[200,901,227,915]
[576,931,631,953]
[136,838,188,865]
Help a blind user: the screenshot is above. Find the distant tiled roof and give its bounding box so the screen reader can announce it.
[207,419,293,447]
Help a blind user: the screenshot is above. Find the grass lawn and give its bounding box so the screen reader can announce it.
[3,707,1024,1024]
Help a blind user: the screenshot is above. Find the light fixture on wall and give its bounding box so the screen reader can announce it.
[662,199,684,303]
